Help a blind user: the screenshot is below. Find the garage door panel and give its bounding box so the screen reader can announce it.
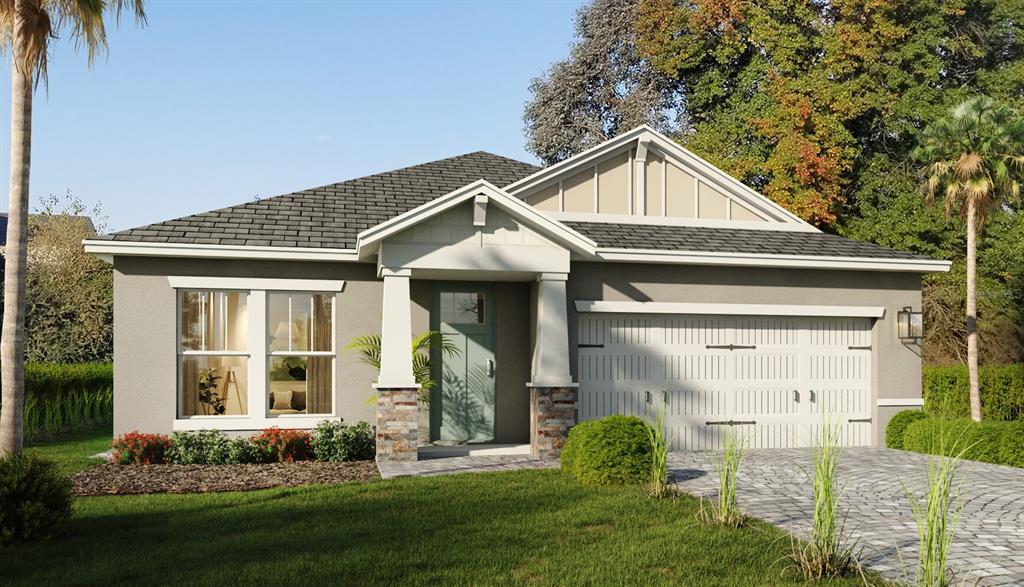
[578,313,874,450]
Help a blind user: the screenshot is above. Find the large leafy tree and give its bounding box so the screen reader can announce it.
[524,0,682,165]
[0,0,145,457]
[912,96,1024,422]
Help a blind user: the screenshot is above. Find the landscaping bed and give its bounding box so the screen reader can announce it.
[71,460,379,496]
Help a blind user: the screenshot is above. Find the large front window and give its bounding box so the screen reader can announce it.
[267,292,334,416]
[178,290,249,417]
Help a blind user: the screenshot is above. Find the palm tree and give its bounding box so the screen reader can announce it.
[347,331,459,404]
[913,96,1024,423]
[0,0,146,456]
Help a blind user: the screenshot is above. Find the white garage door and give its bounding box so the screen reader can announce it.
[577,313,874,450]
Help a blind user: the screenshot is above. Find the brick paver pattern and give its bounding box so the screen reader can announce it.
[670,447,1024,586]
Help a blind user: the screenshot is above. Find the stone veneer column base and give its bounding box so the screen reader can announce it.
[375,387,420,462]
[529,385,577,460]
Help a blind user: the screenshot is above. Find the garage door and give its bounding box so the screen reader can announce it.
[577,313,874,450]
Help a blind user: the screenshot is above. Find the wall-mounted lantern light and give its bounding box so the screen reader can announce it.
[897,306,924,344]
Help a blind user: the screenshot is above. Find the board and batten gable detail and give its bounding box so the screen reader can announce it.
[508,125,815,231]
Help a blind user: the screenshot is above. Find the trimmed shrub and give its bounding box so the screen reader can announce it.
[902,418,1024,467]
[226,437,260,464]
[251,427,312,463]
[922,364,1024,421]
[561,415,652,486]
[886,410,928,449]
[998,420,1024,468]
[112,431,171,465]
[166,430,233,465]
[310,420,375,462]
[0,452,73,545]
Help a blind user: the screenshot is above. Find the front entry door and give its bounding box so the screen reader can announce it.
[431,285,496,443]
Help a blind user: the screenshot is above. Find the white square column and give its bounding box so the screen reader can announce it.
[530,272,573,387]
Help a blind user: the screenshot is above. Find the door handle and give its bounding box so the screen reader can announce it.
[793,390,800,403]
[810,390,816,403]
[486,359,495,377]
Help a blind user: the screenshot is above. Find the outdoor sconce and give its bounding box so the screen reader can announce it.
[897,306,923,344]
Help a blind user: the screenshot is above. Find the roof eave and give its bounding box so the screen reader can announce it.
[592,247,951,273]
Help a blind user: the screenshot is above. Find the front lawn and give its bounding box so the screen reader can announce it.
[0,468,871,586]
[24,421,111,475]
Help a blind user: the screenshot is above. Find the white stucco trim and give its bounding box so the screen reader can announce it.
[83,240,361,263]
[574,300,886,318]
[166,276,345,291]
[546,211,819,233]
[877,398,924,407]
[594,248,952,273]
[355,180,597,258]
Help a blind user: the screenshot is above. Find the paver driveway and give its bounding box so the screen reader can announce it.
[670,447,1024,586]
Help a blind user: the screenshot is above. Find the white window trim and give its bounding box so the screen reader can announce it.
[574,300,886,318]
[265,291,338,420]
[173,283,342,430]
[168,276,345,291]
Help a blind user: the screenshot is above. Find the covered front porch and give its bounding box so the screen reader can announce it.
[356,181,595,462]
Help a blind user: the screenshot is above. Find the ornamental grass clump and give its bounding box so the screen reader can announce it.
[789,420,863,581]
[901,424,969,587]
[699,428,745,527]
[644,399,671,498]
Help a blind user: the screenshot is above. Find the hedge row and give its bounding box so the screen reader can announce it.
[922,364,1024,421]
[3,363,114,439]
[893,415,1024,468]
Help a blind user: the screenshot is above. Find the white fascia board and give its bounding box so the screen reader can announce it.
[355,180,597,257]
[83,240,362,262]
[167,276,345,291]
[877,398,924,407]
[574,300,886,318]
[546,212,819,233]
[594,247,952,273]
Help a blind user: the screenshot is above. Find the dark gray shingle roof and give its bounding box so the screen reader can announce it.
[566,222,928,260]
[96,152,540,249]
[96,150,927,261]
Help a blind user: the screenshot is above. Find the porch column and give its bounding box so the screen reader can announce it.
[528,272,577,460]
[374,267,419,463]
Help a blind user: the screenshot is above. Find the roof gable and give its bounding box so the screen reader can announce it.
[357,180,596,259]
[505,126,816,232]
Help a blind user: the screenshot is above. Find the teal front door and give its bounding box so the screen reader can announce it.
[431,284,496,443]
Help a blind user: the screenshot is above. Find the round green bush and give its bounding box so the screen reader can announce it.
[0,452,73,545]
[886,409,927,449]
[560,415,652,486]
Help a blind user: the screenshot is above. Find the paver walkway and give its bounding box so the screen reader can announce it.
[670,447,1024,586]
[377,454,557,479]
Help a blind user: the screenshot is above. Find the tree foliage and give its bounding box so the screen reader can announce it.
[524,0,1024,364]
[21,193,112,363]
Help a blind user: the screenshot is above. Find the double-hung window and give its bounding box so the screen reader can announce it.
[267,292,335,416]
[178,290,249,417]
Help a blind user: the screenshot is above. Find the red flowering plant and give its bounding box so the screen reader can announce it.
[250,427,312,463]
[112,432,172,465]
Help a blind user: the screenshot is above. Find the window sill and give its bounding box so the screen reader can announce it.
[173,415,340,431]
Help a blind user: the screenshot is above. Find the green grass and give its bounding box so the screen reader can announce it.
[0,469,871,586]
[23,421,111,475]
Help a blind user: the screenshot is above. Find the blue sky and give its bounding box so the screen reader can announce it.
[0,0,584,232]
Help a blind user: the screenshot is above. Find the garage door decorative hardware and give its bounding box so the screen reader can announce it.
[704,344,757,350]
[848,418,872,423]
[705,420,757,426]
[847,345,872,350]
[577,343,605,349]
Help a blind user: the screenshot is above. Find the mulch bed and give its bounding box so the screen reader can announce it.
[71,461,380,496]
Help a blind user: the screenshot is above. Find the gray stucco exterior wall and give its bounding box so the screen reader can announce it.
[565,262,925,446]
[113,256,531,441]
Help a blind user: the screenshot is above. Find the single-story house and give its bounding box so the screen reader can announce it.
[84,126,950,462]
